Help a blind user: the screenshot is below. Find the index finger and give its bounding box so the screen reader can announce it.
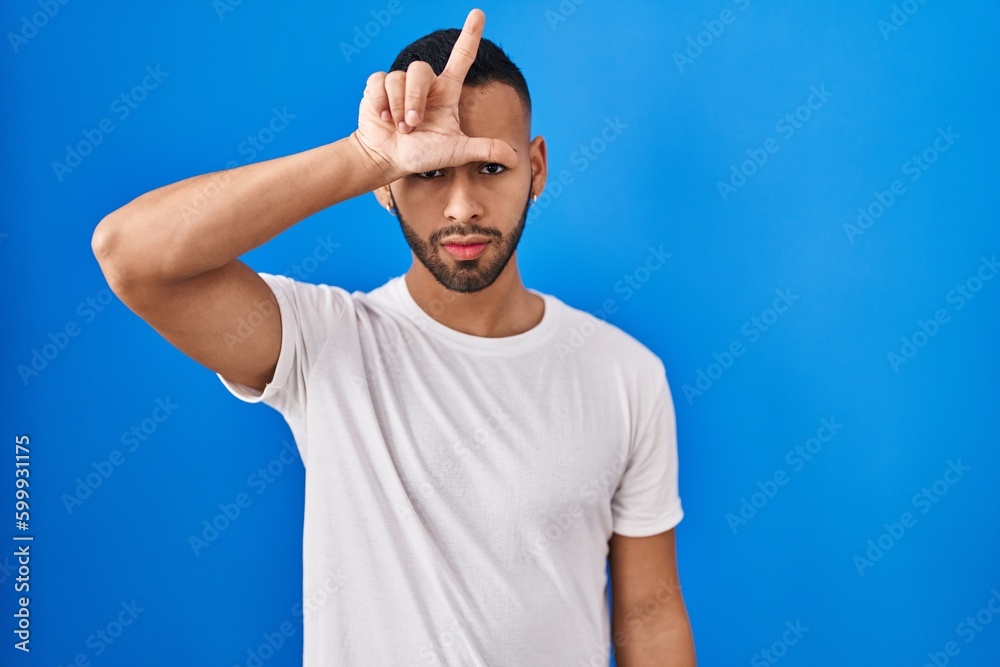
[440,8,484,86]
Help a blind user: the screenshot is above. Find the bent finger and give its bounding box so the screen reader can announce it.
[365,71,390,122]
[403,60,435,128]
[384,70,407,130]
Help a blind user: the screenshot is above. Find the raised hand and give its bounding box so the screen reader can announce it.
[351,8,519,183]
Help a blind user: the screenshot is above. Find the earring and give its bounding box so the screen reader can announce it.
[529,193,538,207]
[386,199,397,216]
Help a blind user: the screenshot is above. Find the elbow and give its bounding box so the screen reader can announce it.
[92,204,199,293]
[91,214,115,266]
[91,212,158,296]
[91,214,127,293]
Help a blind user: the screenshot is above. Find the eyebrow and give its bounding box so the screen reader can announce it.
[406,151,520,176]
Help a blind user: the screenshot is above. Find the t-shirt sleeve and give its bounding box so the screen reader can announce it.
[611,363,684,537]
[215,271,351,428]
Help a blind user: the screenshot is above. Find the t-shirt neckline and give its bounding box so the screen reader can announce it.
[391,273,559,354]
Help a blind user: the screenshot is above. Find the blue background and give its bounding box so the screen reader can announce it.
[3,1,998,665]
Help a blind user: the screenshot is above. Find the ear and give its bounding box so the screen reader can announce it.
[528,135,548,200]
[373,184,394,212]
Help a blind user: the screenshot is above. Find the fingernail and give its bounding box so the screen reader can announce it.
[381,110,391,121]
[398,121,409,133]
[405,109,419,126]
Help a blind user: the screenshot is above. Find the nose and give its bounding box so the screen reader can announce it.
[442,172,484,224]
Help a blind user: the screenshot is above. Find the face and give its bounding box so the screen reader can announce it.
[385,82,544,294]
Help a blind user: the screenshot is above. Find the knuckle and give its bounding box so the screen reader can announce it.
[452,45,474,61]
[406,60,432,74]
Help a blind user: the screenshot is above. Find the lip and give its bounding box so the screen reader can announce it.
[442,239,490,260]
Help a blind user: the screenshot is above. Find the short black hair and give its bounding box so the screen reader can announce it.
[389,28,531,120]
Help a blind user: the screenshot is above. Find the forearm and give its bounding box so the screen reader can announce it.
[93,132,391,286]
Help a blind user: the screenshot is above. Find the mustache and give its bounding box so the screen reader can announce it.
[430,225,503,244]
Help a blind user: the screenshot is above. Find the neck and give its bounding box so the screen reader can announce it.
[404,255,544,338]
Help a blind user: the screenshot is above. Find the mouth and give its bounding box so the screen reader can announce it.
[441,237,490,260]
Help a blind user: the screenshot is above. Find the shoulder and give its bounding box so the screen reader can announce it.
[255,272,362,333]
[547,295,667,385]
[257,271,378,315]
[258,272,355,301]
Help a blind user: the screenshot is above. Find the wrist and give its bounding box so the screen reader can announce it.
[347,130,404,187]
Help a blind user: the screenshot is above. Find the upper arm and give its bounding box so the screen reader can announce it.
[609,529,684,618]
[97,252,281,394]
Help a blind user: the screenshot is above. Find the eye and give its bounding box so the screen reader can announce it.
[413,163,507,180]
[481,163,507,175]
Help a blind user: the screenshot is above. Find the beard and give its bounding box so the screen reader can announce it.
[393,190,531,294]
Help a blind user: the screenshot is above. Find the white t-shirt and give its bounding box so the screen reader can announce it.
[217,271,683,666]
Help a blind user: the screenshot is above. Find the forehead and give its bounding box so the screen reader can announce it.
[457,82,529,147]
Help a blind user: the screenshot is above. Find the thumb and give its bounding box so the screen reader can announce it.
[458,136,519,169]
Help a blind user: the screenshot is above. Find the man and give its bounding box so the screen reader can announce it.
[91,8,696,665]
